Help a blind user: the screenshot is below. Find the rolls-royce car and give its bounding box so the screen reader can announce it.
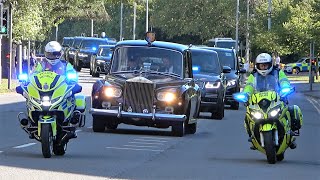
[190,48,230,120]
[89,37,201,137]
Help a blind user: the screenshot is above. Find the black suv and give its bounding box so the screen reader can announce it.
[191,48,230,119]
[89,39,201,137]
[91,44,115,77]
[66,36,86,65]
[61,37,74,60]
[74,37,116,72]
[201,47,246,110]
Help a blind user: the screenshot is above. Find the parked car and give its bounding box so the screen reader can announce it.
[284,57,318,74]
[90,44,115,77]
[190,48,230,119]
[201,47,246,110]
[74,37,116,72]
[89,38,201,137]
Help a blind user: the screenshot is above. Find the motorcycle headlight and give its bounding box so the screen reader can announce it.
[69,51,75,55]
[205,81,220,89]
[269,107,281,117]
[251,111,263,119]
[227,79,237,87]
[157,91,176,102]
[42,96,51,107]
[104,87,122,98]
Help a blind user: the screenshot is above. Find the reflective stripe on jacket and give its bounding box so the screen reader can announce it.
[243,68,290,97]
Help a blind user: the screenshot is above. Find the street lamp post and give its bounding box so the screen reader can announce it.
[146,0,149,32]
[235,0,239,52]
[268,0,272,30]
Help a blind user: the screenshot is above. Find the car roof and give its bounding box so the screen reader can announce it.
[99,44,115,48]
[116,40,189,52]
[200,46,235,52]
[190,47,219,55]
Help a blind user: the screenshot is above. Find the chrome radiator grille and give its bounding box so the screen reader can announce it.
[124,81,155,113]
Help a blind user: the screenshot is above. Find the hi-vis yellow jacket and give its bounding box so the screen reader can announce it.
[243,68,290,97]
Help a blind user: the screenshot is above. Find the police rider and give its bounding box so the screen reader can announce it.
[243,53,303,149]
[34,41,75,75]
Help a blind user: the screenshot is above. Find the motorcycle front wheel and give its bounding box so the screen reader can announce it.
[263,131,276,164]
[41,123,53,158]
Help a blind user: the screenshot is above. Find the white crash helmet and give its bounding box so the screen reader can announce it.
[255,53,273,76]
[44,41,62,65]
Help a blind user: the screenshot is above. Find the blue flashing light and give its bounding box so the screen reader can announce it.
[18,74,28,81]
[192,66,200,72]
[66,72,77,81]
[233,92,248,103]
[92,47,97,51]
[280,87,290,94]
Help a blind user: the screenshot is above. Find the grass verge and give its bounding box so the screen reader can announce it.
[0,79,18,94]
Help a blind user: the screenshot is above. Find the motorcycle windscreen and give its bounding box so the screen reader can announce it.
[254,74,280,92]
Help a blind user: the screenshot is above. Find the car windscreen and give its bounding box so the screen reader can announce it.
[73,38,82,48]
[99,47,112,57]
[111,46,183,77]
[81,40,107,50]
[216,51,236,70]
[191,51,221,74]
[216,41,236,49]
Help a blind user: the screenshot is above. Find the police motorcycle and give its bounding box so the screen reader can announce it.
[16,71,86,158]
[233,77,303,164]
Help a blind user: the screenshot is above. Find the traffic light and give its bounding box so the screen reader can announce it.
[0,8,8,35]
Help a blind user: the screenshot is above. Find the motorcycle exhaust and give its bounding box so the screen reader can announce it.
[17,112,31,127]
[70,110,86,127]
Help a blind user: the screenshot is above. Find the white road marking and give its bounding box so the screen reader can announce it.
[0,151,3,153]
[75,130,82,133]
[133,138,168,143]
[13,143,37,149]
[139,136,171,140]
[87,126,93,129]
[307,97,320,114]
[124,145,159,148]
[106,147,163,152]
[128,141,164,145]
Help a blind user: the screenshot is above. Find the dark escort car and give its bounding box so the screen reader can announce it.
[90,44,115,77]
[201,47,246,110]
[66,36,86,65]
[89,34,201,137]
[74,37,116,72]
[190,48,230,120]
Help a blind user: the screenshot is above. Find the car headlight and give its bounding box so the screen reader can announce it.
[251,111,263,119]
[157,91,176,102]
[227,79,237,87]
[269,107,281,117]
[69,51,75,55]
[205,81,220,89]
[104,87,122,98]
[78,53,88,57]
[42,96,51,107]
[97,59,105,63]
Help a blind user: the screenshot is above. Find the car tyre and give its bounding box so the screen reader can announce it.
[172,122,185,137]
[186,122,197,134]
[105,118,118,130]
[293,67,300,74]
[92,115,106,132]
[211,100,224,120]
[231,102,239,110]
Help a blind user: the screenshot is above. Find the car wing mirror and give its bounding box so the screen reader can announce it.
[222,66,231,73]
[239,68,246,74]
